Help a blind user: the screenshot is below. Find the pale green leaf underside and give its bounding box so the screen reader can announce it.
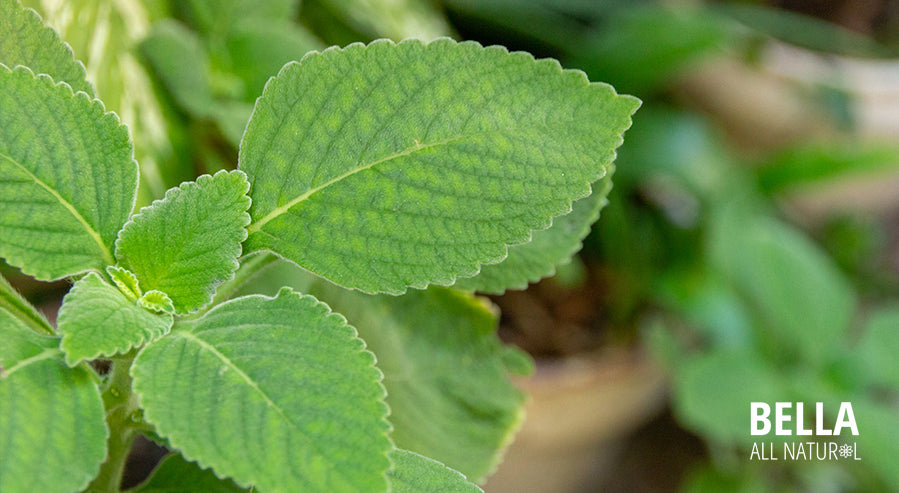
[0,321,107,493]
[0,0,93,95]
[131,453,248,493]
[455,174,611,293]
[306,281,528,482]
[0,273,53,335]
[240,39,639,294]
[0,65,137,280]
[132,288,391,493]
[388,449,482,493]
[57,272,173,366]
[318,0,453,40]
[115,170,251,314]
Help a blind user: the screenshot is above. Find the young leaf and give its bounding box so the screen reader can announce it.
[388,449,482,493]
[240,39,639,294]
[0,319,107,493]
[107,265,142,301]
[454,175,611,293]
[115,170,251,314]
[306,281,529,481]
[130,453,248,493]
[0,0,93,95]
[57,272,173,366]
[0,65,137,280]
[132,288,392,493]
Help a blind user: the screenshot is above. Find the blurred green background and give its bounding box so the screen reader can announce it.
[6,0,899,491]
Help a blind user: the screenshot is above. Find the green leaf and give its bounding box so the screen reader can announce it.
[574,5,730,95]
[141,19,215,117]
[24,0,187,202]
[224,18,324,100]
[0,272,53,335]
[241,39,639,294]
[178,0,299,40]
[57,272,173,366]
[139,290,175,314]
[672,348,784,446]
[454,176,610,293]
[132,288,392,493]
[130,453,248,493]
[710,208,857,365]
[388,449,482,493]
[0,321,107,493]
[856,305,899,389]
[115,170,251,314]
[108,265,142,300]
[0,64,137,280]
[0,0,93,95]
[852,399,899,489]
[306,281,528,481]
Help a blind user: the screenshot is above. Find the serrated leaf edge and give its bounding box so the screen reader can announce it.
[113,169,252,314]
[132,287,395,491]
[6,0,96,96]
[58,273,173,367]
[240,38,639,295]
[0,64,138,281]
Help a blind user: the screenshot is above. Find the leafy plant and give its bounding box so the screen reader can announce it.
[0,1,638,491]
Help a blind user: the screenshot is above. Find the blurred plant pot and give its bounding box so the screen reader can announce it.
[485,348,666,493]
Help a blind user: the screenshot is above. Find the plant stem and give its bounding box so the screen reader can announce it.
[86,355,140,493]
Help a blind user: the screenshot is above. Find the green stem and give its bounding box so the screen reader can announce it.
[87,355,141,493]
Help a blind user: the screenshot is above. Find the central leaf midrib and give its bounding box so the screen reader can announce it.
[246,135,468,235]
[0,152,113,266]
[174,329,363,486]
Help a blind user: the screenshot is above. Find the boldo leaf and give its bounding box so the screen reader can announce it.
[387,449,482,493]
[0,320,107,493]
[240,39,639,294]
[306,281,529,482]
[131,453,248,493]
[57,272,173,366]
[0,0,93,95]
[132,288,392,493]
[0,64,137,280]
[454,175,611,293]
[115,170,251,314]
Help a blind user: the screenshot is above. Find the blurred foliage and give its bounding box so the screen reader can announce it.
[12,0,899,490]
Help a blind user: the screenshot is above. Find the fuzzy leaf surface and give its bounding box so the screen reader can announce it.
[131,453,248,493]
[57,272,173,366]
[240,39,639,294]
[388,449,482,493]
[115,170,251,314]
[455,175,610,293]
[0,65,137,280]
[307,281,529,481]
[0,0,93,95]
[0,320,107,493]
[132,288,391,493]
[24,0,185,201]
